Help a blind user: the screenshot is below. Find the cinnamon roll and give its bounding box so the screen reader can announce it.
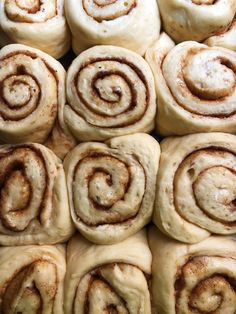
[149,225,236,314]
[205,17,236,52]
[65,0,160,56]
[154,132,236,244]
[0,244,65,314]
[65,45,156,142]
[0,44,66,144]
[0,0,70,59]
[157,0,236,43]
[65,229,152,314]
[146,33,236,136]
[0,143,74,246]
[64,133,160,244]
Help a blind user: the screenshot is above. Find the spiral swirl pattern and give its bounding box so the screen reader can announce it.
[65,0,160,56]
[64,134,159,244]
[163,43,236,117]
[149,226,236,314]
[0,143,73,246]
[82,0,137,22]
[4,0,57,23]
[65,230,152,314]
[175,256,236,314]
[74,263,149,314]
[0,145,48,232]
[0,245,65,314]
[65,46,156,141]
[146,34,236,136]
[154,133,236,243]
[0,1,70,58]
[0,45,63,143]
[2,260,57,314]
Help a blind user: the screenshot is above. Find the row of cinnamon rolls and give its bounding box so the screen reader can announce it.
[1,1,236,58]
[1,228,235,314]
[1,131,236,246]
[3,38,236,159]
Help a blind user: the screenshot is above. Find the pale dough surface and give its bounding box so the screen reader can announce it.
[154,132,236,243]
[157,0,236,43]
[64,133,160,244]
[65,0,160,56]
[0,0,70,59]
[65,229,152,314]
[205,18,236,52]
[0,143,75,245]
[149,226,236,314]
[66,45,156,141]
[0,244,66,314]
[0,44,66,144]
[146,33,236,136]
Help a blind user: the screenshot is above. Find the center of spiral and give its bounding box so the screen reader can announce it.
[184,51,236,100]
[193,166,236,222]
[2,76,31,107]
[15,0,41,13]
[89,163,129,208]
[82,0,136,22]
[190,277,227,312]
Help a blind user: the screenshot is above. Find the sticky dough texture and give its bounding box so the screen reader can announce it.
[64,133,160,244]
[0,44,66,144]
[0,143,74,246]
[65,45,156,142]
[65,229,152,314]
[205,17,236,53]
[65,0,160,56]
[157,0,236,43]
[149,226,236,314]
[0,0,70,59]
[0,244,65,314]
[154,132,236,244]
[146,33,236,136]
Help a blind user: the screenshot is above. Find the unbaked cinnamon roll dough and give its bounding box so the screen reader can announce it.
[154,132,236,244]
[64,133,160,244]
[146,33,236,136]
[157,0,236,43]
[205,17,236,52]
[0,244,66,314]
[65,0,160,55]
[149,226,236,314]
[0,44,66,144]
[0,143,74,246]
[65,229,152,314]
[66,45,156,141]
[0,0,70,59]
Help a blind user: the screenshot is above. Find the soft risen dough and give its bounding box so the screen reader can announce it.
[65,229,152,314]
[0,143,74,246]
[65,45,156,142]
[146,33,236,136]
[0,0,70,59]
[65,0,160,56]
[64,133,160,244]
[154,132,236,244]
[0,244,65,314]
[149,226,236,314]
[44,119,77,160]
[157,0,236,43]
[0,44,66,145]
[205,18,236,52]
